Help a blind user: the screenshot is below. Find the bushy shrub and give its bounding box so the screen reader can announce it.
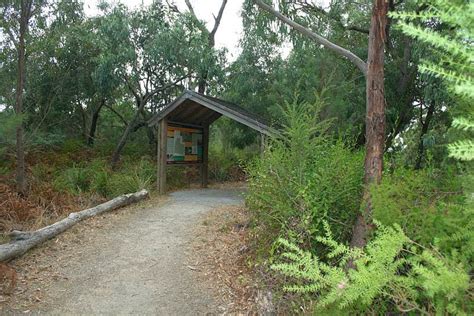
[246,98,473,314]
[53,163,92,194]
[53,157,156,198]
[246,99,364,252]
[108,158,155,196]
[209,144,256,182]
[371,166,473,262]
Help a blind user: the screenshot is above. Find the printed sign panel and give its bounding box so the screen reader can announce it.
[166,125,203,164]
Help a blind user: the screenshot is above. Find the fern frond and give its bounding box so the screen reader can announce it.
[452,117,474,131]
[448,140,474,161]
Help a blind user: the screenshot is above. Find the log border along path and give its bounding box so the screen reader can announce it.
[23,188,244,315]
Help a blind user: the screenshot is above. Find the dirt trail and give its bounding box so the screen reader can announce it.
[14,188,244,315]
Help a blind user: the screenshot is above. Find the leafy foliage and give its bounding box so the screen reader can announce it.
[272,223,471,314]
[246,96,364,251]
[53,158,155,198]
[391,0,474,161]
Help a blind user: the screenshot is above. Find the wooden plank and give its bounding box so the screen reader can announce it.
[201,124,209,188]
[157,118,168,194]
[260,133,266,157]
[167,120,203,129]
[189,106,212,123]
[172,102,203,122]
[202,111,222,125]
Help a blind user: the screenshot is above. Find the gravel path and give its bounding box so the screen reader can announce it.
[35,188,245,315]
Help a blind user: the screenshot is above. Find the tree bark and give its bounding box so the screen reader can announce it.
[14,0,33,196]
[87,98,106,146]
[414,100,435,170]
[110,99,146,169]
[0,190,149,262]
[349,0,389,249]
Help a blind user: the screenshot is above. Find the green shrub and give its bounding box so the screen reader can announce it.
[53,157,156,198]
[209,144,256,182]
[246,99,364,252]
[107,158,155,197]
[53,163,92,194]
[90,168,110,197]
[371,166,473,263]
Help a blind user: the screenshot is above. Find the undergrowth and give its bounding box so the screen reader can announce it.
[246,98,473,314]
[246,99,364,255]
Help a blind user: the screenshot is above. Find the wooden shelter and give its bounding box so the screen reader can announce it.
[148,90,276,194]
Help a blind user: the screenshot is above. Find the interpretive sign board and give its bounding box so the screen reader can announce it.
[166,125,203,164]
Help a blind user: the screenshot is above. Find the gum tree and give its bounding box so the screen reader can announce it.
[253,0,389,249]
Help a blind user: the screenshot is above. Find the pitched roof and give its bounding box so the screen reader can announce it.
[148,90,277,136]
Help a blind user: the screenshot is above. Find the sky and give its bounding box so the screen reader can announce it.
[83,0,245,60]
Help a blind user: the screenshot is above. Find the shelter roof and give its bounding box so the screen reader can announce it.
[148,90,276,136]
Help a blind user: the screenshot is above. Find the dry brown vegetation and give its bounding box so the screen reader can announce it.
[0,178,86,237]
[191,205,259,314]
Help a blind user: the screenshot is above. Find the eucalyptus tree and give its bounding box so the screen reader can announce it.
[251,0,389,249]
[94,3,224,168]
[1,0,45,195]
[182,0,228,94]
[248,0,463,249]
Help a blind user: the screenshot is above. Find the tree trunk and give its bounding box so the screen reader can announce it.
[110,99,147,169]
[15,0,32,196]
[87,98,106,146]
[0,190,149,262]
[350,0,389,249]
[186,0,228,94]
[253,0,388,250]
[415,101,435,170]
[139,108,156,150]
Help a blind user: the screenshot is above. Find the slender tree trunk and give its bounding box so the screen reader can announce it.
[415,101,435,170]
[186,0,228,94]
[110,99,146,169]
[139,108,156,147]
[15,0,31,196]
[350,0,389,249]
[87,98,106,146]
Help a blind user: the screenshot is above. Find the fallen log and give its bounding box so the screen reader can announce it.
[0,189,149,262]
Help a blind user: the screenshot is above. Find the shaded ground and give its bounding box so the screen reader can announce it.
[1,187,246,315]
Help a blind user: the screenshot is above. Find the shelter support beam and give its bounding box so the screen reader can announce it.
[260,133,266,157]
[157,119,168,194]
[201,124,209,188]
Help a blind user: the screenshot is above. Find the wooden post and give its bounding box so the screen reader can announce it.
[260,133,266,157]
[201,124,209,188]
[157,118,167,194]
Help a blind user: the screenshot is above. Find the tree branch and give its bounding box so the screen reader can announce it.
[143,74,190,103]
[296,0,369,34]
[209,0,228,40]
[165,0,181,13]
[184,0,196,17]
[123,75,141,104]
[254,0,367,76]
[104,104,128,126]
[185,0,228,46]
